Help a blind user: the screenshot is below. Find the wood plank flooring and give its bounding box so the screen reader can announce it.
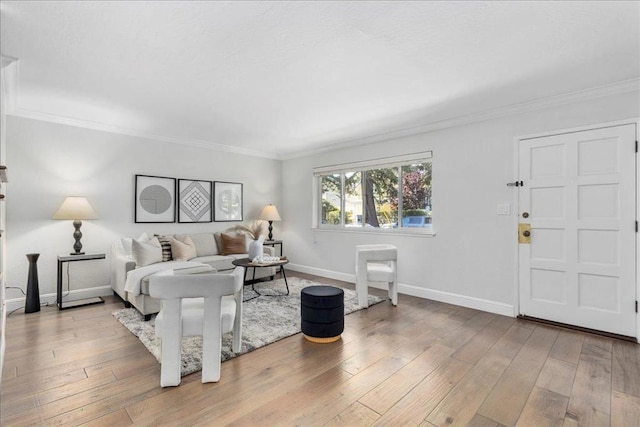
[1,271,638,426]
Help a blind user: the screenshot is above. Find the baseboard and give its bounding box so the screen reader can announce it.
[287,263,355,283]
[399,283,515,317]
[5,285,112,313]
[6,267,516,318]
[287,263,515,317]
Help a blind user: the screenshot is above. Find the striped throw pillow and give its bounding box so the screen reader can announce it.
[155,234,173,262]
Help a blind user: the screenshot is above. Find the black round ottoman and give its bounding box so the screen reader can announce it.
[301,286,344,343]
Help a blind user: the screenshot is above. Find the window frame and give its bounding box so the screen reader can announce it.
[313,151,434,236]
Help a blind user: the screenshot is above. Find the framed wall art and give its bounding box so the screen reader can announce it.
[214,181,243,222]
[135,174,176,223]
[178,179,213,223]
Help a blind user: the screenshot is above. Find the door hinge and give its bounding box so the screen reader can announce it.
[507,181,524,187]
[636,140,638,153]
[636,300,638,313]
[636,221,638,232]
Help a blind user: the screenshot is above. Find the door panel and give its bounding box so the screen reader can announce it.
[519,124,636,337]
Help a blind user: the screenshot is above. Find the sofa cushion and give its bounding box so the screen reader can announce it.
[122,232,149,258]
[175,233,217,257]
[194,255,237,272]
[132,236,162,267]
[214,231,243,253]
[155,235,173,262]
[171,235,197,261]
[221,233,246,255]
[213,232,224,254]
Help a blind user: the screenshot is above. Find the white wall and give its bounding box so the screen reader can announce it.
[281,90,639,316]
[5,116,281,305]
[5,90,639,317]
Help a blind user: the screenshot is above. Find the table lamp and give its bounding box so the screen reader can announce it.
[53,196,98,255]
[259,204,281,241]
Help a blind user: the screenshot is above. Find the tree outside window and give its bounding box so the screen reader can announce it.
[399,163,432,227]
[318,157,432,231]
[320,175,341,224]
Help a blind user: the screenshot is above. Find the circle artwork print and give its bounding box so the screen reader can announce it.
[140,185,172,214]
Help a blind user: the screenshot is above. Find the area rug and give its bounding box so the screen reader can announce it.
[113,277,385,377]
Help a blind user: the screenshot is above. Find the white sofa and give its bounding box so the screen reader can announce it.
[111,231,276,320]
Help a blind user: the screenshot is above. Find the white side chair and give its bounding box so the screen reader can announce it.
[149,267,244,387]
[355,244,398,308]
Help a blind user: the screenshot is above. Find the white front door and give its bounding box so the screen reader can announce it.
[518,124,637,337]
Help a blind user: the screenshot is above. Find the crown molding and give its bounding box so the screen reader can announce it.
[9,107,278,159]
[5,74,638,161]
[281,77,640,160]
[1,54,277,160]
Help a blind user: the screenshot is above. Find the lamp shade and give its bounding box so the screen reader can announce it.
[53,196,98,220]
[259,204,281,221]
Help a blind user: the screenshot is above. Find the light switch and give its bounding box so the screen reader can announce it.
[497,203,511,215]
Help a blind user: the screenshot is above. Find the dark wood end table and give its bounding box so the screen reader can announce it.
[232,258,289,301]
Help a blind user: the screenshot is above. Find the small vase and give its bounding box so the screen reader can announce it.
[248,236,265,259]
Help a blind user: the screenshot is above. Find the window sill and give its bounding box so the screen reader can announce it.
[311,227,435,238]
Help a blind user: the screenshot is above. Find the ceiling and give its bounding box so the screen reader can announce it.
[1,1,638,159]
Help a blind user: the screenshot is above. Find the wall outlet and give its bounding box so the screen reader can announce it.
[497,203,511,215]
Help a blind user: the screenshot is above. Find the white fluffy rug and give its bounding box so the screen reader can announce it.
[113,277,385,376]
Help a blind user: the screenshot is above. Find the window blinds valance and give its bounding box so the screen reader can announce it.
[312,151,433,176]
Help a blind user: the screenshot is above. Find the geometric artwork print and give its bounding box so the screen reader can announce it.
[179,180,212,223]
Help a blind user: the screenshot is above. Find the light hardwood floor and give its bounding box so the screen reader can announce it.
[2,271,639,426]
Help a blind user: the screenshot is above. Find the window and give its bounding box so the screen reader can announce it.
[320,174,342,225]
[315,152,432,232]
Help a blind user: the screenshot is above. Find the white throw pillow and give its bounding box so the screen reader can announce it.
[132,236,162,266]
[121,232,149,257]
[171,235,197,261]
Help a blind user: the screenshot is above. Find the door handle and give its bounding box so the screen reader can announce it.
[519,224,531,244]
